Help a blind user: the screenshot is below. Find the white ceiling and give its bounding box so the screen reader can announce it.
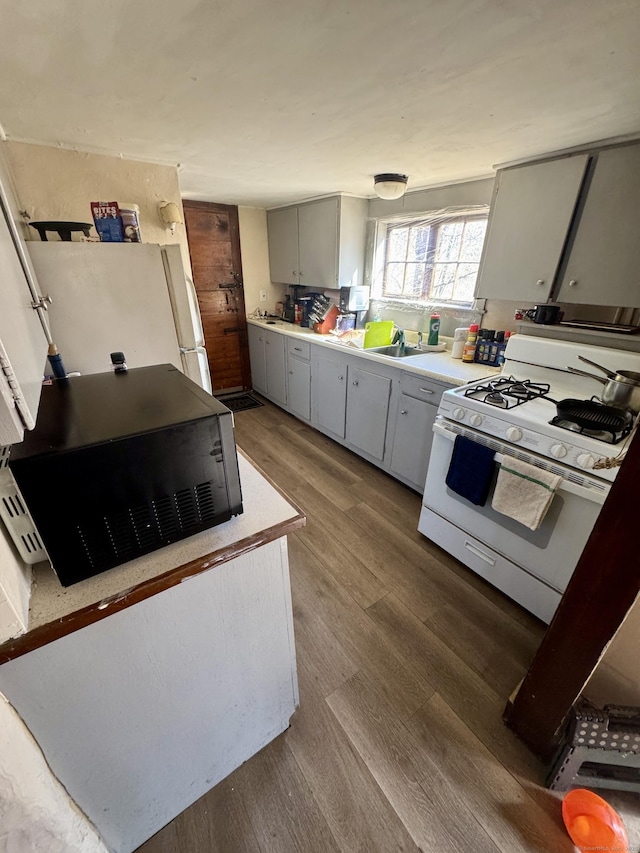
[1,0,639,208]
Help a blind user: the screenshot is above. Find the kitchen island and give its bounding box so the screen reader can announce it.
[0,452,304,853]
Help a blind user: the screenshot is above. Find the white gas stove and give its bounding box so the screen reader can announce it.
[439,336,640,483]
[419,334,640,623]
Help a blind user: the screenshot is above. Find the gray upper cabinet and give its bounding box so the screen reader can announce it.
[476,154,589,304]
[266,206,299,285]
[557,144,640,306]
[297,197,339,289]
[267,195,368,289]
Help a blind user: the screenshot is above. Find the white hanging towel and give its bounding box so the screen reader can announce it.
[491,457,562,530]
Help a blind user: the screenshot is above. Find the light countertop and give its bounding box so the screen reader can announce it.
[248,318,500,386]
[0,452,305,664]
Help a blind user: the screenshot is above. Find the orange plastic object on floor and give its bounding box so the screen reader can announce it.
[562,789,629,852]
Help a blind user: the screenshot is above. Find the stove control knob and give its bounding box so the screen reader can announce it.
[452,407,466,421]
[577,453,596,469]
[550,443,568,459]
[506,427,523,442]
[469,413,483,427]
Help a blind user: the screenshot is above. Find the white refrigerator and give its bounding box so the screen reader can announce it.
[26,242,212,394]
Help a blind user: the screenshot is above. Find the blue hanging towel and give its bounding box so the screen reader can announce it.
[445,434,496,506]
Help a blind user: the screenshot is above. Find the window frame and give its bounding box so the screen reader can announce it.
[373,209,489,307]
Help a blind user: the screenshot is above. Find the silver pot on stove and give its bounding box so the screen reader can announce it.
[568,356,640,414]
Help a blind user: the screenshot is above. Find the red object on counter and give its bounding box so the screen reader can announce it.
[313,304,339,334]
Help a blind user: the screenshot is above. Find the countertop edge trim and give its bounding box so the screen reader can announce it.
[0,513,305,665]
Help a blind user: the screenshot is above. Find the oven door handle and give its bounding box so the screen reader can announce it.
[433,421,607,505]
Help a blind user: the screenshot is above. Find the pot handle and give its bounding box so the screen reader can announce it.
[578,355,617,379]
[567,366,607,384]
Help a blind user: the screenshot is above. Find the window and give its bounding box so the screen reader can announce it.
[380,213,488,303]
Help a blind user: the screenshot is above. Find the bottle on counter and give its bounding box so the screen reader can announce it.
[462,324,479,363]
[451,326,469,359]
[489,331,504,365]
[427,312,440,346]
[496,331,511,367]
[475,329,493,363]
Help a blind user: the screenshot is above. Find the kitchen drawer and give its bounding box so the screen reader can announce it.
[288,339,311,360]
[400,372,448,405]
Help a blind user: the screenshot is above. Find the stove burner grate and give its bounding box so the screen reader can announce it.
[464,377,551,409]
[550,401,633,445]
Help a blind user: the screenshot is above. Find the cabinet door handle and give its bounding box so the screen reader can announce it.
[266,340,270,345]
[419,388,434,395]
[294,347,302,352]
[338,375,344,381]
[400,409,408,415]
[299,271,304,276]
[352,380,359,386]
[569,279,578,287]
[289,370,293,374]
[536,279,545,286]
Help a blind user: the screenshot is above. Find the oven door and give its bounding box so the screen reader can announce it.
[420,420,607,610]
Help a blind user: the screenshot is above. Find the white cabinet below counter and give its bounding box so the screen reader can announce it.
[248,324,287,407]
[286,338,311,422]
[388,373,449,491]
[345,366,392,462]
[246,321,479,493]
[314,353,347,438]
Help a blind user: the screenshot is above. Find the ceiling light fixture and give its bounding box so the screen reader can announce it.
[373,173,408,200]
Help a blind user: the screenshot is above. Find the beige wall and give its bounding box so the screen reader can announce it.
[4,141,192,275]
[5,142,278,319]
[238,206,286,316]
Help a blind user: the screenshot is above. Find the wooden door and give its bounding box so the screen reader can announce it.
[183,201,251,393]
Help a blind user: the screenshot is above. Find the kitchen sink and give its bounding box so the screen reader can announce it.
[367,345,425,358]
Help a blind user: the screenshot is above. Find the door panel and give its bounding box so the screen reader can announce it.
[314,355,347,438]
[184,201,251,392]
[345,367,391,461]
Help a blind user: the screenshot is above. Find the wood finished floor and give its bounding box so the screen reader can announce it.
[137,398,638,853]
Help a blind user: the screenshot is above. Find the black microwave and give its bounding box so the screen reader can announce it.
[9,364,243,587]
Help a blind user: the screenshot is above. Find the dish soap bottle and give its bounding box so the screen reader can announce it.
[428,312,440,346]
[462,324,479,362]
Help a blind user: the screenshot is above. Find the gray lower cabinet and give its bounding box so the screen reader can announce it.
[248,324,454,493]
[314,353,347,438]
[389,394,437,490]
[288,358,311,420]
[265,331,287,407]
[248,324,287,406]
[345,366,392,461]
[247,325,267,394]
[388,372,449,491]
